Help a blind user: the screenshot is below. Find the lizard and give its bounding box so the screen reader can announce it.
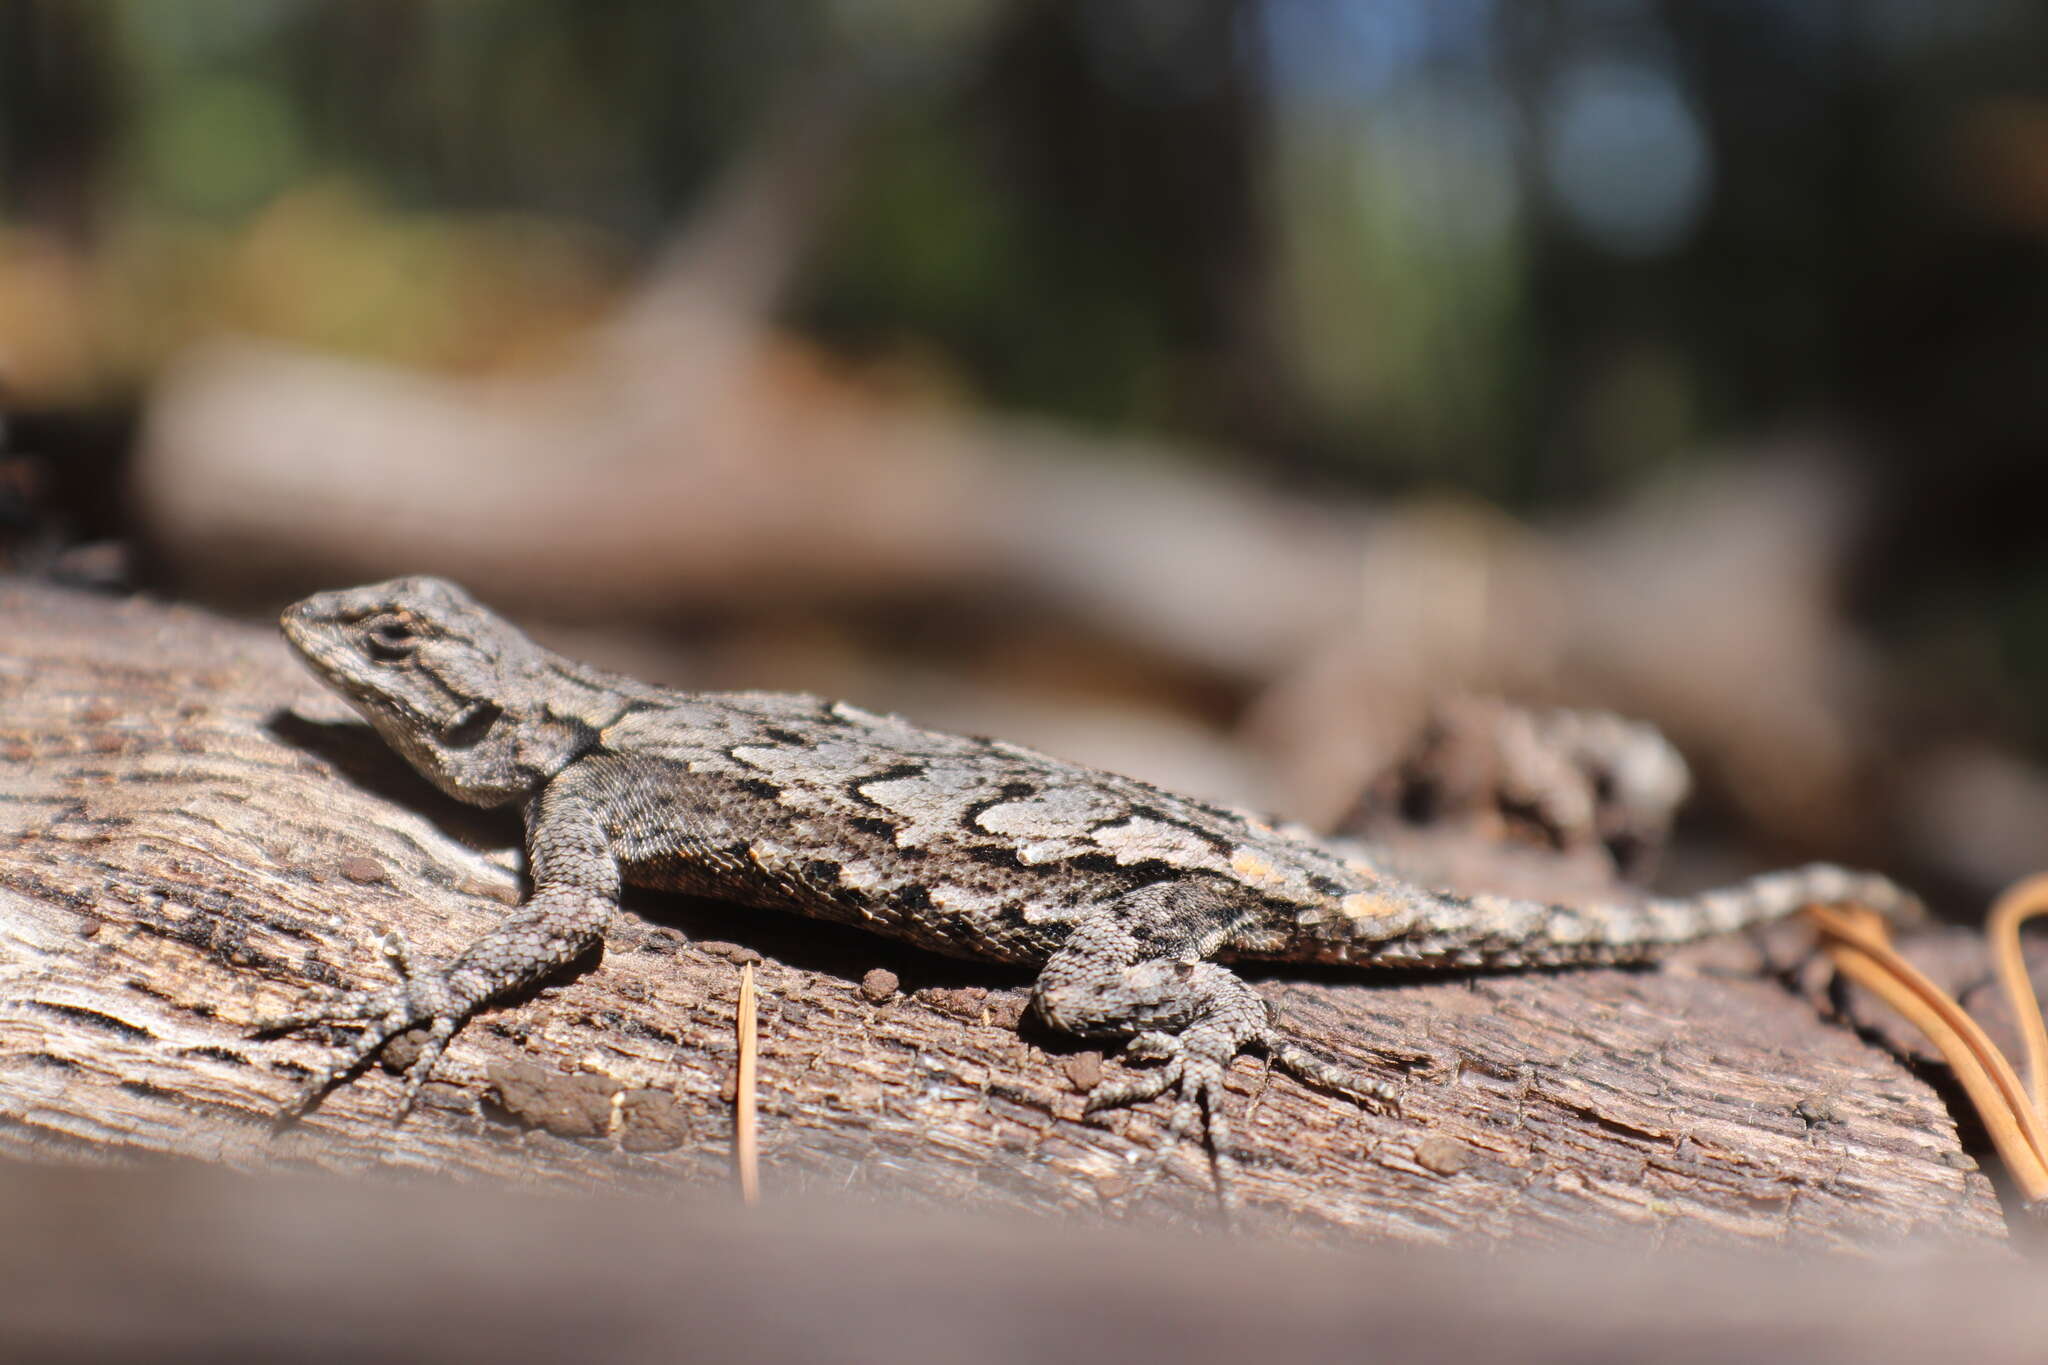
[264,575,1924,1197]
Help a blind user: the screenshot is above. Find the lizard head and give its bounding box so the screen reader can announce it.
[282,576,601,806]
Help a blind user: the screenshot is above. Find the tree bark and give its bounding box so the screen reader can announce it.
[0,579,2004,1246]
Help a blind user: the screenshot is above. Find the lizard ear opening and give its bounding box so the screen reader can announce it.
[442,701,503,748]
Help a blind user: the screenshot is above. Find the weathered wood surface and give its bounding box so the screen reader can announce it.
[0,579,2004,1246]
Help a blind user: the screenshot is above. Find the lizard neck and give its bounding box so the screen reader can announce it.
[511,652,642,786]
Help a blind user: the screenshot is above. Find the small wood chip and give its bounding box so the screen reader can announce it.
[1414,1136,1470,1176]
[337,856,387,885]
[1062,1052,1105,1092]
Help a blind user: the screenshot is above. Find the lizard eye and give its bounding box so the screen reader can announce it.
[362,617,418,663]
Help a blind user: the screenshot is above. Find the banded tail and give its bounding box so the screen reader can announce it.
[1284,862,1924,970]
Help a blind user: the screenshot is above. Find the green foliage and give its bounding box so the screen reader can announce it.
[802,115,1170,427]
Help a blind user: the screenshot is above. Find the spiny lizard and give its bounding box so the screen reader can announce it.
[267,576,1922,1198]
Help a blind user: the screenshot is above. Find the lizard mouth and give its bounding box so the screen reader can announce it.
[278,600,359,674]
[277,604,319,655]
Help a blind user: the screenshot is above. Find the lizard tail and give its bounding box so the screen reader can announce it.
[1292,862,1924,969]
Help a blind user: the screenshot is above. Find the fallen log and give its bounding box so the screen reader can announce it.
[0,579,2003,1246]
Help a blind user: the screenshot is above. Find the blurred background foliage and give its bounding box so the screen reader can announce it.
[4,0,2048,748]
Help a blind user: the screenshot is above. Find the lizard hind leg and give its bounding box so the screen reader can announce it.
[1034,880,1364,1209]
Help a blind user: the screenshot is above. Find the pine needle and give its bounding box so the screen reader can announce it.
[735,960,760,1205]
[1810,876,2048,1208]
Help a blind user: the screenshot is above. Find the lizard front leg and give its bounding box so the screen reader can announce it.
[260,775,619,1114]
[1033,880,1399,1205]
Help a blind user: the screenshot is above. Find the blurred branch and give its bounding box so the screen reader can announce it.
[607,75,874,377]
[3,1166,2046,1363]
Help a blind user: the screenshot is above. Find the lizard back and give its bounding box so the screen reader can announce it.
[583,691,1397,965]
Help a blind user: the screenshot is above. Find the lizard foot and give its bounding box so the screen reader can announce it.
[1084,1026,1247,1212]
[1083,1027,1404,1214]
[254,931,468,1117]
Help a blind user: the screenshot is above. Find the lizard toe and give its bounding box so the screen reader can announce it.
[252,981,406,1034]
[1267,1036,1402,1117]
[1084,1049,1184,1114]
